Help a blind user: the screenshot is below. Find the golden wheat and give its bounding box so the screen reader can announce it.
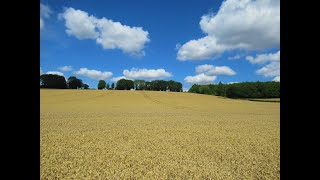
[40,89,280,179]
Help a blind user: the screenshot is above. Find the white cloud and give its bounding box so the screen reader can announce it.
[246,51,280,80]
[177,36,228,60]
[40,4,52,18]
[95,18,150,56]
[273,76,280,82]
[60,8,99,39]
[184,73,217,84]
[228,55,241,60]
[177,0,280,60]
[228,82,239,84]
[40,67,43,75]
[74,68,113,80]
[246,51,280,64]
[195,64,236,76]
[46,71,64,76]
[111,76,127,82]
[58,65,73,72]
[40,4,52,29]
[256,62,280,78]
[123,68,172,80]
[60,7,150,56]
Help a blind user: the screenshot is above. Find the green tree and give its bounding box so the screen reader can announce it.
[40,74,67,89]
[67,76,83,89]
[98,80,106,90]
[116,79,134,90]
[134,80,146,90]
[199,85,213,95]
[106,83,110,89]
[215,81,224,96]
[111,83,115,89]
[188,84,200,93]
[82,84,89,89]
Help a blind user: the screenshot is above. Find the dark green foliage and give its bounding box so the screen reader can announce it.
[134,80,146,90]
[226,81,280,98]
[150,80,168,91]
[98,80,106,90]
[167,80,183,92]
[111,83,115,89]
[188,84,201,93]
[116,79,134,90]
[67,76,83,89]
[117,79,183,92]
[106,83,110,89]
[40,74,67,89]
[145,81,151,90]
[199,85,213,95]
[82,84,89,89]
[189,81,280,99]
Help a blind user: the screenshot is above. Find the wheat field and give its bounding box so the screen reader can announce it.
[40,89,280,179]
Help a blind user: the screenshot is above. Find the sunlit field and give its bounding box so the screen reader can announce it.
[40,89,280,179]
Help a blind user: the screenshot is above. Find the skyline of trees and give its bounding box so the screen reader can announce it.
[40,74,279,99]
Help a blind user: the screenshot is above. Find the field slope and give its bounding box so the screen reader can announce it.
[40,89,280,179]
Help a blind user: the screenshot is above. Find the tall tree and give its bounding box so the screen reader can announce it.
[40,74,67,89]
[134,80,146,90]
[82,84,89,89]
[67,76,83,89]
[116,79,134,90]
[98,80,106,90]
[215,81,224,96]
[106,83,110,89]
[111,83,115,89]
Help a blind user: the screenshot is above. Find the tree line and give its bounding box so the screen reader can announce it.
[40,74,89,89]
[40,74,182,92]
[188,81,280,98]
[101,79,183,92]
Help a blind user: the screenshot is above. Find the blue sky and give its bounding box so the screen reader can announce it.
[40,0,280,90]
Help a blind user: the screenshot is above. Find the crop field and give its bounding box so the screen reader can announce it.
[40,89,280,179]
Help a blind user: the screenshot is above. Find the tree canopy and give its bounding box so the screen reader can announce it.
[67,76,83,89]
[98,80,106,90]
[116,79,134,90]
[188,81,280,99]
[82,84,89,89]
[40,74,67,89]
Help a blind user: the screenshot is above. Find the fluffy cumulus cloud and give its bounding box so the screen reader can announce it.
[40,3,52,29]
[177,0,280,60]
[46,71,64,76]
[195,64,236,76]
[74,68,113,80]
[60,8,99,39]
[246,51,280,64]
[246,51,280,81]
[184,73,217,84]
[123,68,172,80]
[177,36,228,60]
[184,64,235,84]
[58,65,73,72]
[60,7,150,56]
[256,62,280,78]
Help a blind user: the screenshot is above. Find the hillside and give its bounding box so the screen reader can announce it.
[41,90,280,179]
